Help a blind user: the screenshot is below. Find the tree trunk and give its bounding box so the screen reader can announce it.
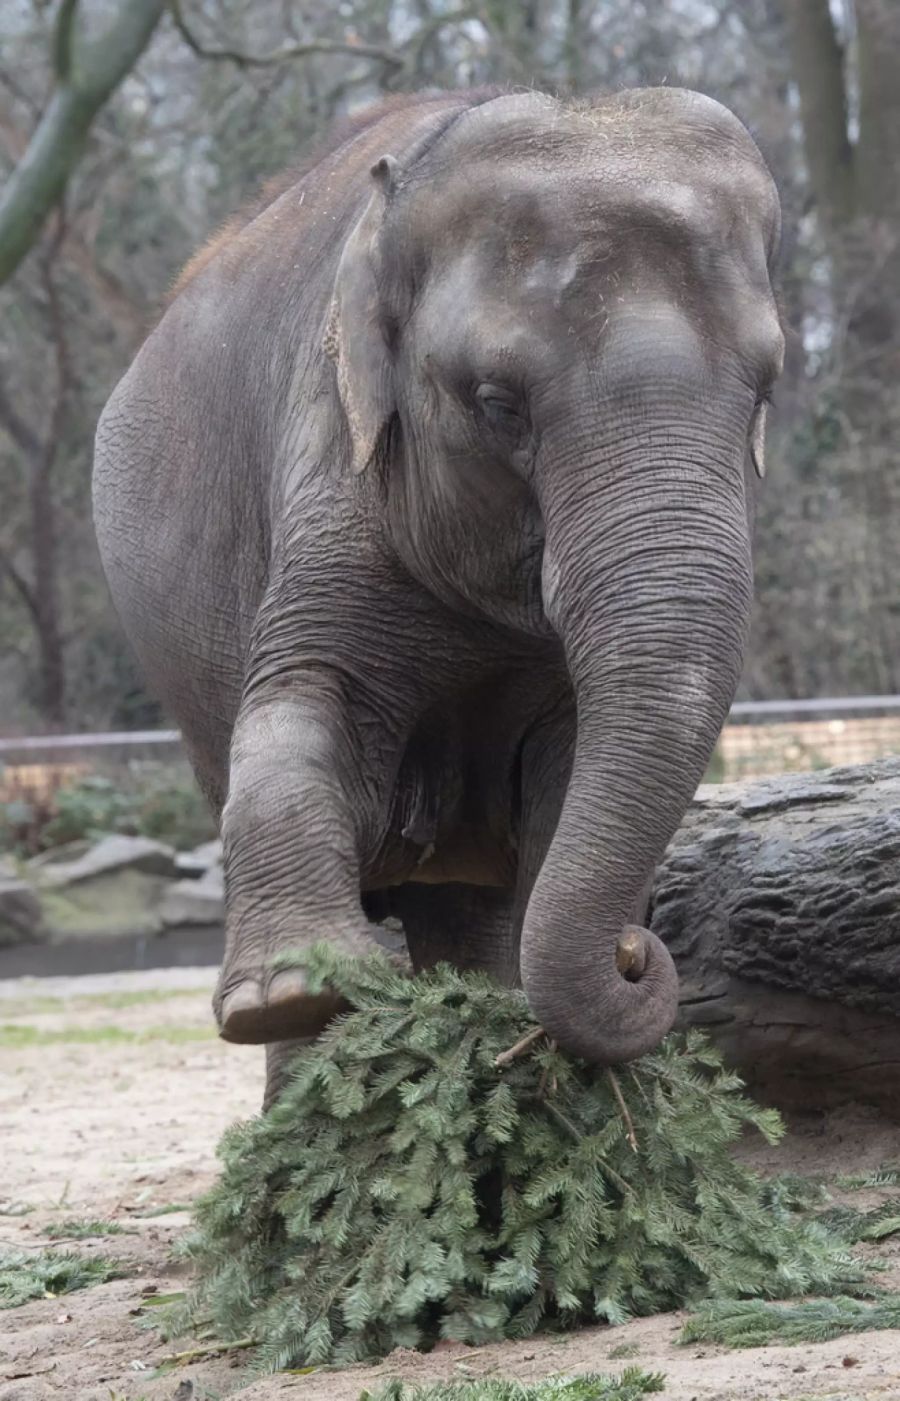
[652,757,900,1116]
[780,0,900,695]
[30,458,65,726]
[781,0,854,235]
[0,0,166,286]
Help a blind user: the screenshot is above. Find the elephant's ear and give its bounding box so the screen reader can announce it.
[325,156,399,475]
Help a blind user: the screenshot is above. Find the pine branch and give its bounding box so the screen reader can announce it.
[173,946,866,1372]
[361,1369,666,1400]
[0,1249,124,1307]
[681,1295,900,1348]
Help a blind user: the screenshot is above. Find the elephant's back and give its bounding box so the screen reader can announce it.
[92,89,504,781]
[96,89,501,535]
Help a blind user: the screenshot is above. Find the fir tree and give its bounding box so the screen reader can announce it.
[176,945,863,1372]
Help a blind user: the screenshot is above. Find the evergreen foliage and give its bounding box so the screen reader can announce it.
[179,947,862,1372]
[43,1218,132,1239]
[680,1295,900,1347]
[818,1201,900,1244]
[835,1165,900,1191]
[0,1249,124,1307]
[360,1367,666,1400]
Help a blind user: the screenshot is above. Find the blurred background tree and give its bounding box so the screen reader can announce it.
[0,0,897,731]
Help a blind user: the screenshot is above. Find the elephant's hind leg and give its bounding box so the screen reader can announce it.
[388,883,520,987]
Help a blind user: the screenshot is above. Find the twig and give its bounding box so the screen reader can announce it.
[542,1100,582,1143]
[536,1038,558,1099]
[607,1069,639,1153]
[157,1336,255,1365]
[169,0,405,71]
[494,1026,545,1067]
[0,1236,83,1249]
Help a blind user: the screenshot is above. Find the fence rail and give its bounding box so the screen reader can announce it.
[2,697,900,789]
[0,730,181,753]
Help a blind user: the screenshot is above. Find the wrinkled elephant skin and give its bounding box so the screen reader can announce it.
[93,87,783,1094]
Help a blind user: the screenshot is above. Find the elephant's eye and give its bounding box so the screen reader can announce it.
[475,382,525,434]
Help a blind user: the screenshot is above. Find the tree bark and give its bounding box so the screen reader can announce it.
[855,0,900,223]
[0,0,166,286]
[0,230,69,724]
[781,0,854,234]
[652,757,900,1116]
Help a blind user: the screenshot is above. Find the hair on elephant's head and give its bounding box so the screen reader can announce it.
[327,88,784,1065]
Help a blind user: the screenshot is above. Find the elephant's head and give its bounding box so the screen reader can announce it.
[328,88,784,1063]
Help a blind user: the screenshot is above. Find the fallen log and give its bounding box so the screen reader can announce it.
[653,757,900,1116]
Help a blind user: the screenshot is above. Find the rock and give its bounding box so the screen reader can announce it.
[26,835,178,942]
[27,839,93,870]
[175,838,223,879]
[38,871,168,941]
[0,877,44,946]
[160,863,224,927]
[33,834,177,887]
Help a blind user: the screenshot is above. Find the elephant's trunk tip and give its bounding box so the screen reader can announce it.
[521,921,679,1067]
[616,926,649,980]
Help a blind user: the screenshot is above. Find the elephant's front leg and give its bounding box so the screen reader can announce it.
[215,675,384,1044]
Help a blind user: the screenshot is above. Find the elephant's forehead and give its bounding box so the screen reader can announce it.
[403,153,770,276]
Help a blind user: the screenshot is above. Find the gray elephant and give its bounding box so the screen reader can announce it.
[93,87,783,1103]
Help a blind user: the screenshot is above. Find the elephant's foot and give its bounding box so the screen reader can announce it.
[214,919,410,1045]
[217,966,349,1044]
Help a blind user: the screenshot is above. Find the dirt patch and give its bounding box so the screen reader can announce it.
[2,969,900,1400]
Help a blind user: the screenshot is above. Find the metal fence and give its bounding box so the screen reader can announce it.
[714,696,900,781]
[0,732,185,810]
[1,698,899,799]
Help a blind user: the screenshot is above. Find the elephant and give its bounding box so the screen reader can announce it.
[93,86,783,1105]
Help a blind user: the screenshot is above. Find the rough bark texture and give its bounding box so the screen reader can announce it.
[653,757,900,1116]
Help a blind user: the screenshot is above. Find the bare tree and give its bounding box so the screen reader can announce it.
[0,220,71,722]
[0,0,167,285]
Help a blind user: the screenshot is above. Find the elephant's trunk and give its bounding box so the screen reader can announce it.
[521,383,753,1063]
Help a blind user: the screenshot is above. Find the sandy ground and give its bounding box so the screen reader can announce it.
[2,969,900,1401]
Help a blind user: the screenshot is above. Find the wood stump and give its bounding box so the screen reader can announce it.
[653,757,900,1115]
